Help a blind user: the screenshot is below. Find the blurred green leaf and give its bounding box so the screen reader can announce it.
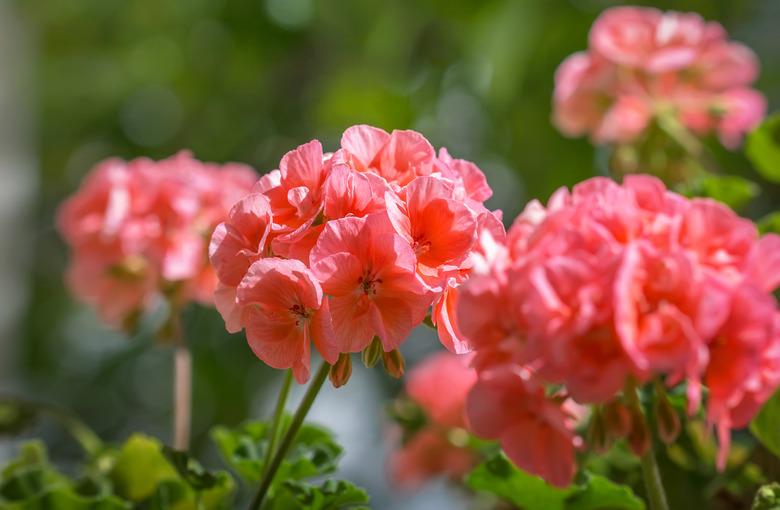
[109,435,179,502]
[211,418,342,483]
[161,447,218,491]
[753,483,780,510]
[677,174,759,210]
[758,212,780,235]
[751,389,780,459]
[565,473,644,510]
[467,454,644,510]
[275,479,370,510]
[746,114,780,183]
[0,441,130,510]
[467,454,570,509]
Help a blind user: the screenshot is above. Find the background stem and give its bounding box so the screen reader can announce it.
[248,362,330,510]
[640,447,670,510]
[173,342,192,450]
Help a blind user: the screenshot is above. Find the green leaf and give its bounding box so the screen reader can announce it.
[753,483,780,510]
[0,441,130,510]
[751,389,780,458]
[758,212,780,235]
[746,114,780,183]
[677,174,759,210]
[466,454,570,510]
[109,435,178,502]
[211,418,342,483]
[466,454,644,510]
[276,479,370,510]
[565,473,644,510]
[162,447,218,491]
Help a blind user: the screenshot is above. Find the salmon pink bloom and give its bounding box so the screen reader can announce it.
[388,428,476,490]
[58,152,256,328]
[406,351,477,429]
[386,175,477,286]
[236,258,338,383]
[339,125,435,186]
[554,6,765,148]
[310,214,432,352]
[388,351,478,488]
[466,367,581,488]
[321,163,390,220]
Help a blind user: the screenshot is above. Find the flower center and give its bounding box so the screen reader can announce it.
[358,271,382,296]
[289,303,311,327]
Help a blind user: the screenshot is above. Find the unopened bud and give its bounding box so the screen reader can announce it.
[654,392,681,445]
[587,407,612,454]
[628,407,651,457]
[603,400,632,439]
[362,336,383,368]
[329,353,352,388]
[382,349,405,378]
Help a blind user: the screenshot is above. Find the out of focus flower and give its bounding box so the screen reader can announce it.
[553,6,765,149]
[388,351,478,489]
[456,174,780,485]
[58,151,256,329]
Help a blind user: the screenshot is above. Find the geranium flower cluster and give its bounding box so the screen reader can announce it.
[57,152,256,329]
[553,6,766,148]
[388,351,477,489]
[457,175,780,487]
[209,125,500,384]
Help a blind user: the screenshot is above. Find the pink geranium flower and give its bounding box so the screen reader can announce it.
[406,351,477,429]
[466,367,581,488]
[339,125,435,186]
[554,6,765,147]
[310,214,432,352]
[58,152,256,328]
[236,258,338,383]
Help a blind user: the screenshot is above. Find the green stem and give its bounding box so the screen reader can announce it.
[261,369,294,478]
[624,381,670,510]
[639,445,670,510]
[248,362,330,510]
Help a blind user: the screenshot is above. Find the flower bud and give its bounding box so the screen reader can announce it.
[587,406,611,454]
[362,336,383,368]
[329,353,352,388]
[382,349,405,378]
[654,392,681,445]
[628,407,651,457]
[603,400,632,439]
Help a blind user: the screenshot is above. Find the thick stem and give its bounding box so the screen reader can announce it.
[173,343,192,450]
[639,446,670,510]
[625,381,670,510]
[261,369,294,478]
[248,362,330,510]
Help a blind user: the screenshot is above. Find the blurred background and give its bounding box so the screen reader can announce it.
[1,0,779,508]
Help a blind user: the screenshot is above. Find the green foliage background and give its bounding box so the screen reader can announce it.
[4,0,780,508]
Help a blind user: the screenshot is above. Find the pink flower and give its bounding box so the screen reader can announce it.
[406,351,477,429]
[236,258,338,383]
[386,175,477,285]
[388,428,476,490]
[321,162,390,220]
[58,152,256,328]
[310,214,432,352]
[466,367,580,488]
[554,6,765,147]
[340,125,435,186]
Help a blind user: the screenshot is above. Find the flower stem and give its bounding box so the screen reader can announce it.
[261,369,294,478]
[173,342,192,450]
[639,445,670,510]
[625,380,670,510]
[248,362,330,510]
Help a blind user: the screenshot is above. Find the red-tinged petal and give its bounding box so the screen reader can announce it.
[433,283,473,354]
[376,130,435,185]
[329,294,375,352]
[279,140,325,190]
[242,304,307,375]
[340,125,390,171]
[500,420,576,488]
[237,258,322,311]
[311,299,339,364]
[214,282,243,333]
[310,216,367,268]
[311,252,363,296]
